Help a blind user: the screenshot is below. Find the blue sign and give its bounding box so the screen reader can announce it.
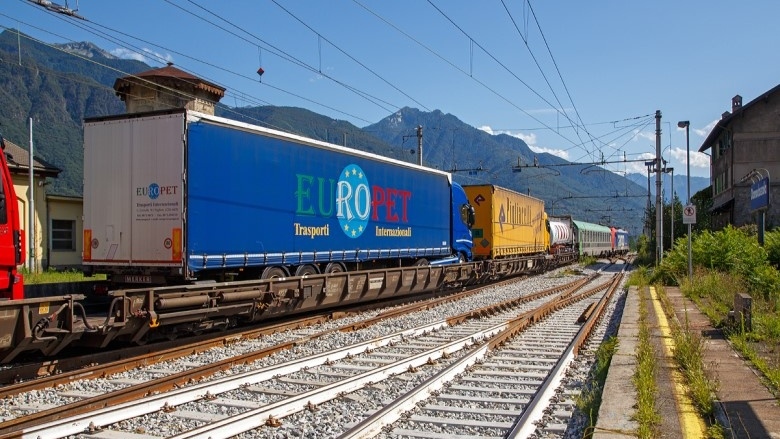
[751,177,770,211]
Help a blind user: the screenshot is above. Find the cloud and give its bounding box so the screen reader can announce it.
[693,119,719,138]
[110,47,174,64]
[620,152,656,174]
[670,147,710,168]
[479,126,570,160]
[634,130,655,142]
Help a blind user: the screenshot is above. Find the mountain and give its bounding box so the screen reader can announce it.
[365,108,648,234]
[0,29,650,235]
[625,172,709,203]
[0,29,149,196]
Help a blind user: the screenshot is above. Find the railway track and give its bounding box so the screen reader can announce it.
[0,264,626,439]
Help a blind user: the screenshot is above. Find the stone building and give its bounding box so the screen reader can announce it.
[113,62,225,115]
[699,87,780,231]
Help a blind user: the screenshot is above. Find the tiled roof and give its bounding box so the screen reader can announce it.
[1,137,62,177]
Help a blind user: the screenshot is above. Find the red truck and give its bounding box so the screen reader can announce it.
[0,135,24,299]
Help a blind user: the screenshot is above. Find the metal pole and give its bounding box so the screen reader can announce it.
[670,168,674,248]
[679,121,692,282]
[416,125,423,166]
[655,110,663,265]
[28,118,35,273]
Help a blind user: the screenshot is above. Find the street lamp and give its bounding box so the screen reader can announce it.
[678,120,692,282]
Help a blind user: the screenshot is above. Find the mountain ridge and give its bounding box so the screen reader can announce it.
[0,29,664,236]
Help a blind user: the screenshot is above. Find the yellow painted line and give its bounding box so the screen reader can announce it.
[649,286,707,438]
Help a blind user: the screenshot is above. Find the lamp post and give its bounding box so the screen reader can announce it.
[678,120,692,282]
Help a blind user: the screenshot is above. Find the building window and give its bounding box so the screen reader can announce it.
[51,219,75,251]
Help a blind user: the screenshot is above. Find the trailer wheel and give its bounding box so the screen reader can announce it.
[261,266,288,279]
[414,258,429,266]
[323,262,345,274]
[294,264,319,277]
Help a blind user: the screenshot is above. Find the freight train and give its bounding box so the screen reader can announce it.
[81,109,629,290]
[0,110,633,362]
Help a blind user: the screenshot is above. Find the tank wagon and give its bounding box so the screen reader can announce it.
[548,215,575,256]
[83,109,474,287]
[463,185,548,260]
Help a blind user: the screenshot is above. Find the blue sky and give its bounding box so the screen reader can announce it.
[3,1,780,180]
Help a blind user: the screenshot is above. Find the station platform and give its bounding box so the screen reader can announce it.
[594,286,780,438]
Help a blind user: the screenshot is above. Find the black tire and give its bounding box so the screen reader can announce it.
[294,264,319,277]
[414,258,429,266]
[323,262,346,274]
[261,266,288,280]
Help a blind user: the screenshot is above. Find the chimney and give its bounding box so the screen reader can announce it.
[722,111,731,119]
[732,94,743,112]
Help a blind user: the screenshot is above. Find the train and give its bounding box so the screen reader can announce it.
[81,110,629,289]
[0,110,633,362]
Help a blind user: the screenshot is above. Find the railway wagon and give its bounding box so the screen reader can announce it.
[573,220,612,257]
[611,227,629,255]
[548,215,575,256]
[82,109,473,286]
[463,184,548,260]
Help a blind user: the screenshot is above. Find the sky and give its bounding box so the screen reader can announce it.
[2,0,780,181]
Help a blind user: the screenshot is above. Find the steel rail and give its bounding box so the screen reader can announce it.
[334,277,619,438]
[0,273,582,437]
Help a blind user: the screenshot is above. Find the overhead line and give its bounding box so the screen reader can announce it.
[425,0,587,153]
[268,0,431,113]
[174,0,400,116]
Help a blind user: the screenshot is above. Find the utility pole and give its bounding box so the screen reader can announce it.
[655,110,663,265]
[416,125,423,166]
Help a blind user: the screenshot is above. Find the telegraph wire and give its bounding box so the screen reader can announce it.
[268,0,431,113]
[3,4,377,127]
[353,0,581,150]
[173,0,400,115]
[500,0,589,153]
[424,0,588,154]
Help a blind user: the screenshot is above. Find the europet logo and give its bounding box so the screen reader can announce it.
[294,164,412,239]
[136,183,179,200]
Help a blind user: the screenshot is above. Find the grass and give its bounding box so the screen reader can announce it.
[681,269,780,397]
[633,285,661,438]
[656,284,724,439]
[21,268,105,284]
[576,335,618,438]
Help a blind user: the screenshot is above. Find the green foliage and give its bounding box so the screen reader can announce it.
[765,229,780,268]
[576,336,619,438]
[633,287,661,438]
[656,226,780,302]
[22,267,105,284]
